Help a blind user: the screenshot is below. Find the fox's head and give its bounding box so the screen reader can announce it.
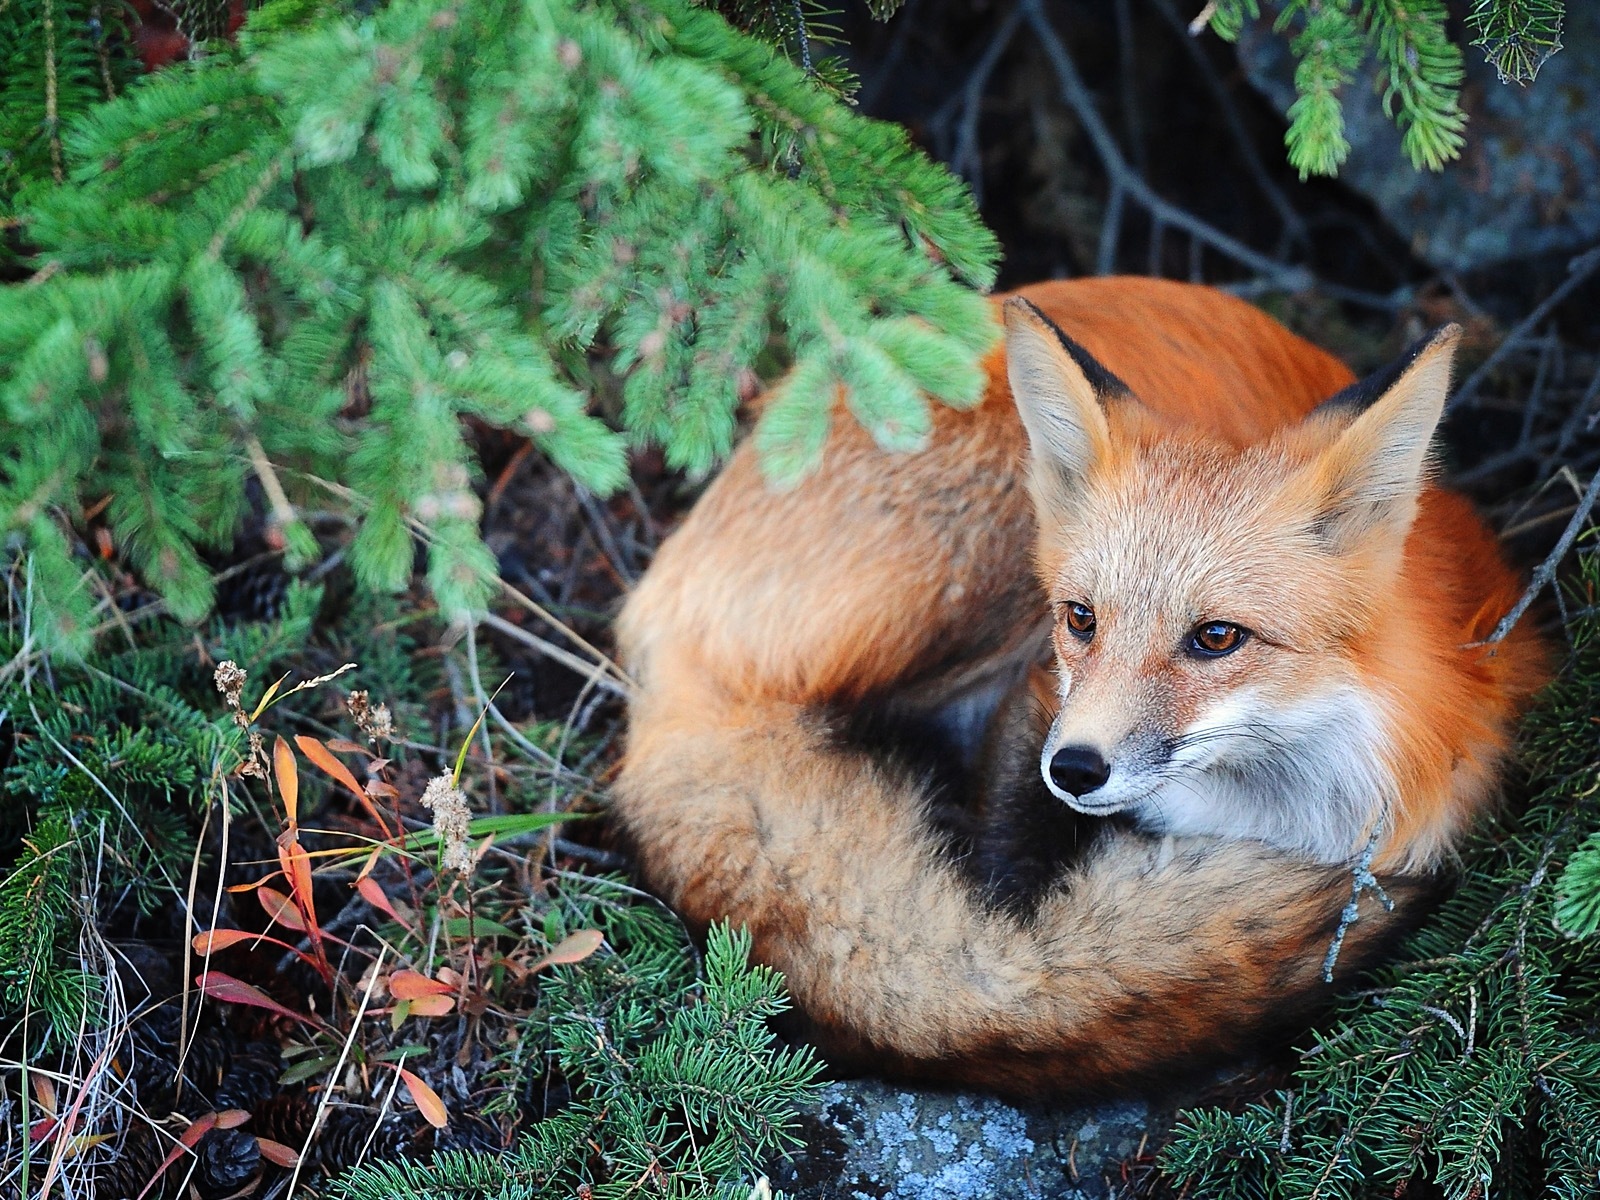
[1003,298,1463,865]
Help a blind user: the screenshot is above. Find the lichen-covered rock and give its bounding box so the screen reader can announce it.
[771,1080,1161,1199]
[1234,7,1600,273]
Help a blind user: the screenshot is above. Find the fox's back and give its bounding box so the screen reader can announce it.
[1009,278,1355,442]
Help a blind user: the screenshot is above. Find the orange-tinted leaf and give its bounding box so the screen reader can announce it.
[226,874,281,894]
[531,929,604,972]
[399,1068,448,1129]
[326,738,369,755]
[356,847,382,882]
[274,737,299,828]
[388,969,453,1000]
[257,1137,301,1168]
[192,928,257,955]
[366,780,400,799]
[198,972,322,1029]
[32,1073,55,1113]
[295,735,367,803]
[214,1109,251,1129]
[405,994,456,1017]
[258,885,307,933]
[277,840,323,954]
[61,1131,114,1157]
[297,735,392,834]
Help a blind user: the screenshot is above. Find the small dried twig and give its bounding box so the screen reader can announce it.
[1450,245,1600,412]
[1018,0,1313,291]
[480,610,629,698]
[946,4,1025,205]
[1322,817,1395,982]
[1485,468,1600,644]
[1146,0,1309,249]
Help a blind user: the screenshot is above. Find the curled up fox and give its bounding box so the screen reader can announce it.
[613,277,1547,1097]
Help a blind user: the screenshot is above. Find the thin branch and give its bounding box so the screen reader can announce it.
[1018,0,1314,290]
[947,3,1025,204]
[479,611,630,698]
[1145,0,1310,249]
[1485,468,1600,644]
[1450,244,1600,412]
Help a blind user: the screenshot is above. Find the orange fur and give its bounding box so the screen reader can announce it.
[613,277,1547,1098]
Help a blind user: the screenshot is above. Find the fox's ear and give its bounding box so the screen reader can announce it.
[1305,324,1461,551]
[1004,298,1130,517]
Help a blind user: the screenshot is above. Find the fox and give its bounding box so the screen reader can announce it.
[612,276,1547,1097]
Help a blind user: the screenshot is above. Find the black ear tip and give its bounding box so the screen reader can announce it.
[1002,295,1132,402]
[1315,324,1462,417]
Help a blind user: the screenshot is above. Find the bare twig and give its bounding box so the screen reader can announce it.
[1450,245,1600,412]
[1485,468,1600,644]
[1146,0,1310,249]
[1114,0,1148,178]
[942,3,1024,204]
[480,611,629,699]
[1018,0,1313,290]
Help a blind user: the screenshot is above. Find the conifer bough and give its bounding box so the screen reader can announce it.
[1203,0,1567,178]
[0,0,999,649]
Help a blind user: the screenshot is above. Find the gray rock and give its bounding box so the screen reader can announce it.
[772,1080,1162,1200]
[1234,6,1600,273]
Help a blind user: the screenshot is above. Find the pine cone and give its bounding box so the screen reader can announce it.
[214,1040,282,1112]
[213,559,291,623]
[312,1107,410,1177]
[197,1127,261,1198]
[129,1005,231,1113]
[97,1121,168,1200]
[251,1092,316,1149]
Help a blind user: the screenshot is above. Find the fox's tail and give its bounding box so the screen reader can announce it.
[614,653,1426,1099]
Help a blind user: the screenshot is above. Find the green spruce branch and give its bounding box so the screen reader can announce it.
[334,921,822,1200]
[0,0,998,650]
[1204,0,1563,178]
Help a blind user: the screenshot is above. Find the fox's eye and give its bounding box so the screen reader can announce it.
[1064,602,1096,640]
[1189,621,1247,657]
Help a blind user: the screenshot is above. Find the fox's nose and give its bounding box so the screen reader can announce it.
[1048,745,1111,797]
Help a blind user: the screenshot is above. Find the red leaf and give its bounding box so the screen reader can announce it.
[257,1137,301,1168]
[198,972,323,1029]
[296,735,392,833]
[277,839,324,960]
[398,1068,448,1129]
[531,929,604,972]
[388,969,453,1000]
[357,875,414,933]
[214,1109,251,1129]
[135,1112,216,1200]
[258,885,307,933]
